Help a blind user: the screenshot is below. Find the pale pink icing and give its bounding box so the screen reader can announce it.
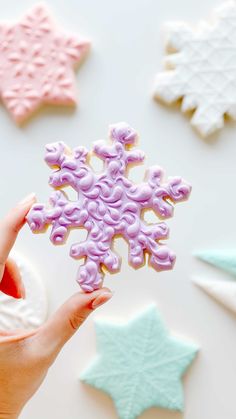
[27,122,191,292]
[0,4,90,123]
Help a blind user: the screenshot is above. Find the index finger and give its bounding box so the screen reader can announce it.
[0,193,36,273]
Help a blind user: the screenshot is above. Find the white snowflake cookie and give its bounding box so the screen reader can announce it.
[154,1,236,137]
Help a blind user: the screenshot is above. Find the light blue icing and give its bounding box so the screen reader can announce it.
[195,249,236,277]
[80,305,198,419]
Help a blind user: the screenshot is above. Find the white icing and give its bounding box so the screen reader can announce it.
[0,252,48,330]
[193,277,236,314]
[154,1,236,137]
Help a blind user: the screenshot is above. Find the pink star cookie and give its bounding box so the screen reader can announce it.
[0,3,90,123]
[27,123,191,292]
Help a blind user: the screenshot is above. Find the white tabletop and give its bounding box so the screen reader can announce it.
[0,0,235,418]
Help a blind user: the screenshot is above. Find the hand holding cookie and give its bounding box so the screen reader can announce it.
[0,196,112,419]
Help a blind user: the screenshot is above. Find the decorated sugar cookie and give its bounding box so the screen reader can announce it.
[154,1,236,137]
[193,277,236,314]
[0,253,47,330]
[27,122,191,292]
[0,3,90,123]
[81,305,198,418]
[194,249,236,276]
[193,249,236,314]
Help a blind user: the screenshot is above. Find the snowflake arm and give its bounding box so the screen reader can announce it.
[28,191,84,243]
[27,122,191,292]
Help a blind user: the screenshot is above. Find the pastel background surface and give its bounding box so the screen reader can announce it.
[0,0,235,418]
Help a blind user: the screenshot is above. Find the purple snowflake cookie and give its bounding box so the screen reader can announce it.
[27,122,191,292]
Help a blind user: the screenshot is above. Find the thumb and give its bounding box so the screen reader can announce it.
[36,288,112,358]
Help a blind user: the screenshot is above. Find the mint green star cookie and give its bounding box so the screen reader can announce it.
[80,305,198,419]
[194,249,236,277]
